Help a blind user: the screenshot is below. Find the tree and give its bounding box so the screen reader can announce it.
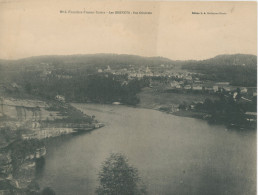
[96,153,147,195]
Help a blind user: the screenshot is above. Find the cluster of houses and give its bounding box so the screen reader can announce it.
[167,80,256,96]
[98,65,155,78]
[37,63,257,100]
[99,64,182,79]
[97,65,257,98]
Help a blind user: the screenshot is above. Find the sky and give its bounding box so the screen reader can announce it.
[0,0,257,60]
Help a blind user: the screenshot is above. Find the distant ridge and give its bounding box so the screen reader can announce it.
[202,53,257,66]
[0,53,256,67]
[181,53,257,87]
[0,53,256,87]
[0,53,173,63]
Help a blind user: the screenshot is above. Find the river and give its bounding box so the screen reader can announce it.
[37,103,256,195]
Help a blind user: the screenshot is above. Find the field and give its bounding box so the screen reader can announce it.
[137,87,219,109]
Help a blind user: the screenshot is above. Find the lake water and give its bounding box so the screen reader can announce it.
[37,104,256,195]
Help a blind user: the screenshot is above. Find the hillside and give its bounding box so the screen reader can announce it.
[181,54,257,86]
[0,54,175,83]
[183,54,257,67]
[0,53,256,86]
[1,53,255,68]
[0,53,175,69]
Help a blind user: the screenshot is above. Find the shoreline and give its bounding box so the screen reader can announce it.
[72,101,256,130]
[0,98,105,194]
[138,104,256,130]
[1,99,255,194]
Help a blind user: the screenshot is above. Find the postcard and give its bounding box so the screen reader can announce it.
[0,1,256,194]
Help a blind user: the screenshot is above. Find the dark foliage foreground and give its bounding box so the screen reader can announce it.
[96,153,147,195]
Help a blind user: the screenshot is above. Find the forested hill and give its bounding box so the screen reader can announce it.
[183,54,257,67]
[1,53,256,69]
[0,54,175,83]
[182,54,257,86]
[0,53,256,86]
[0,54,174,69]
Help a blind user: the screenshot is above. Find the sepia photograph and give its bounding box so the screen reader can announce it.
[0,0,257,194]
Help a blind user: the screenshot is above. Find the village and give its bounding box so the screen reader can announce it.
[95,64,257,124]
[0,57,256,194]
[35,62,256,97]
[93,64,256,100]
[20,62,256,125]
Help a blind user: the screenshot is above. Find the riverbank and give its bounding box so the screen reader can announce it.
[136,87,256,130]
[0,96,104,194]
[136,87,215,118]
[140,104,256,130]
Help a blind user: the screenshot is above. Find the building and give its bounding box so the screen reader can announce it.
[223,86,231,92]
[192,85,202,91]
[105,65,111,72]
[55,95,65,102]
[185,76,192,81]
[240,87,248,93]
[204,86,213,91]
[213,86,219,92]
[176,85,181,89]
[215,82,230,91]
[170,81,179,88]
[216,82,230,86]
[184,85,191,90]
[194,80,202,84]
[145,66,154,77]
[245,112,257,122]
